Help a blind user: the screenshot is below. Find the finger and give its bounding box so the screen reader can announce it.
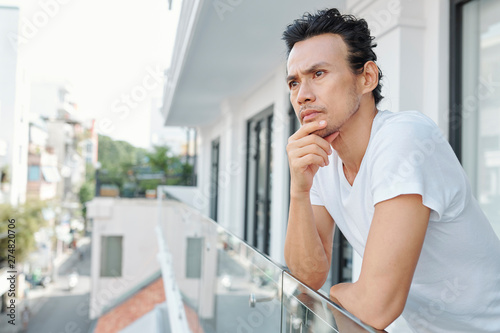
[289,120,328,141]
[291,144,330,166]
[289,144,330,169]
[288,133,333,156]
[295,154,328,170]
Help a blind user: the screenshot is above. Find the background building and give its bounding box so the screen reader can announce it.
[0,3,29,206]
[26,116,59,201]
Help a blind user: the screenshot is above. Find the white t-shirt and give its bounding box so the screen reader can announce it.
[310,110,500,332]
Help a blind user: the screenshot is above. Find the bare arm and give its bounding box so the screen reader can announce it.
[285,202,335,289]
[285,120,339,290]
[329,194,430,330]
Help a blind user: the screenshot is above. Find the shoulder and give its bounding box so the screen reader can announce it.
[374,110,439,137]
[370,110,446,150]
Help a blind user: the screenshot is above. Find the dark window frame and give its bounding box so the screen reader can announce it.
[449,0,474,160]
[244,106,274,255]
[210,137,220,222]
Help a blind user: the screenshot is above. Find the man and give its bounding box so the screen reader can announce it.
[283,8,500,332]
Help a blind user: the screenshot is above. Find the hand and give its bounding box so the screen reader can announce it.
[286,120,339,195]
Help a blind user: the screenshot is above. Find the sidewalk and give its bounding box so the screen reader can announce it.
[0,237,91,333]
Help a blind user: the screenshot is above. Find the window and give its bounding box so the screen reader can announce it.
[100,236,123,277]
[186,237,203,279]
[245,106,273,255]
[451,0,500,238]
[210,138,220,221]
[28,165,40,181]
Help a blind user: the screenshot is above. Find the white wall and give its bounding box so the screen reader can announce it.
[347,0,450,130]
[163,185,199,208]
[87,197,219,321]
[87,198,161,319]
[0,5,29,206]
[160,202,218,319]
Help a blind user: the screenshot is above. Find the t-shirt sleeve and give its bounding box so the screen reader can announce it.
[310,175,325,206]
[369,115,468,222]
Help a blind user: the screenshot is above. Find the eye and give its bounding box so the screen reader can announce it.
[314,70,324,78]
[288,81,299,89]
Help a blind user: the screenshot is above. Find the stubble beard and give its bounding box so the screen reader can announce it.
[313,88,361,138]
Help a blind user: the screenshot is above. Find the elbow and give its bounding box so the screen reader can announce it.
[301,273,328,291]
[363,311,402,331]
[361,296,405,330]
[294,266,330,290]
[285,256,329,290]
[292,275,327,291]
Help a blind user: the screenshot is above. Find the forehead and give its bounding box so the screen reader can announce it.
[287,33,348,73]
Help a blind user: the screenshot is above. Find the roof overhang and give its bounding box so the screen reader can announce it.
[162,0,345,127]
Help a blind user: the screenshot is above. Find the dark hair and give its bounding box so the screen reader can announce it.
[282,8,383,105]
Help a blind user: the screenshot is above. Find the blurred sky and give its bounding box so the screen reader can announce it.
[19,0,180,148]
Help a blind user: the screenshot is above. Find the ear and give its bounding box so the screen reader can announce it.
[360,61,379,95]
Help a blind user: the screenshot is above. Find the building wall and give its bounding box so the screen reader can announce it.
[87,197,219,320]
[347,0,450,132]
[0,5,29,206]
[87,198,162,319]
[46,120,86,203]
[26,149,58,201]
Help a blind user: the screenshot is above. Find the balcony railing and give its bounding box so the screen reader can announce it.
[156,186,381,333]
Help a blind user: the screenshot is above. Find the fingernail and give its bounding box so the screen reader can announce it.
[319,120,326,126]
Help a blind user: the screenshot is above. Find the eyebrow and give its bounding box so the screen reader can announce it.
[286,62,332,82]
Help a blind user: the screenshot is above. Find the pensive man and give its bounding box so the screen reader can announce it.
[283,8,500,332]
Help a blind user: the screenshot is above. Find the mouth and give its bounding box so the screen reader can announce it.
[300,109,322,123]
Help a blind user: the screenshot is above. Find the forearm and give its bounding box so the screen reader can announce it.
[285,191,331,289]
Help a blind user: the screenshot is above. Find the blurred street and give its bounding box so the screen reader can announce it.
[0,239,92,333]
[25,238,92,333]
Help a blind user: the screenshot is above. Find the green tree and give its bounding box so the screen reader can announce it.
[97,135,148,191]
[179,163,195,185]
[79,181,95,219]
[146,145,172,174]
[0,201,47,264]
[95,136,194,196]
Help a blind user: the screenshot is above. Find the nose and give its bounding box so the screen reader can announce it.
[296,81,315,105]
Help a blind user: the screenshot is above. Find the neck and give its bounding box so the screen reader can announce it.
[332,104,378,180]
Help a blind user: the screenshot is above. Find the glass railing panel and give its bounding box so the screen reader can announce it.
[281,271,380,333]
[159,200,283,333]
[159,192,385,333]
[160,201,204,328]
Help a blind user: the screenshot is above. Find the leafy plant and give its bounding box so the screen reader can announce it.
[0,201,47,264]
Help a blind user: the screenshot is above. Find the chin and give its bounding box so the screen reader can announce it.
[313,127,337,138]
